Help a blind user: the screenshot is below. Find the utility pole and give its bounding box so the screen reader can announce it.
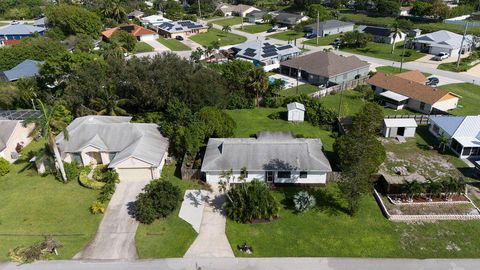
[399,38,408,72]
[197,0,202,18]
[316,11,319,45]
[296,65,301,95]
[456,22,469,70]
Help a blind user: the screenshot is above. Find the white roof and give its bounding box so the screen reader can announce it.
[429,115,480,147]
[379,90,409,102]
[141,15,171,25]
[383,118,418,128]
[287,102,305,111]
[414,30,473,50]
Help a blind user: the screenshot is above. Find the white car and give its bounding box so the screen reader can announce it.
[433,52,450,61]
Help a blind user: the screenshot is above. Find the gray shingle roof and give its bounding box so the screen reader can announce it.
[274,12,305,25]
[56,116,169,168]
[413,30,472,50]
[157,20,207,33]
[1,60,44,82]
[201,131,332,172]
[0,23,46,36]
[0,120,19,152]
[232,40,300,62]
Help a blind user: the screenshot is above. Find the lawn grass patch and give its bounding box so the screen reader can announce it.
[135,164,204,258]
[341,42,424,62]
[375,66,431,77]
[437,53,480,72]
[303,33,342,46]
[157,37,191,51]
[280,84,319,97]
[237,23,271,34]
[267,30,303,41]
[0,140,102,261]
[212,17,243,26]
[439,83,480,116]
[190,28,247,47]
[132,42,154,53]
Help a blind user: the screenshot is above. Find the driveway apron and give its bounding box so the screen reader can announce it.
[74,178,150,260]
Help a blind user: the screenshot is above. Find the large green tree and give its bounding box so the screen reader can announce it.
[45,4,102,37]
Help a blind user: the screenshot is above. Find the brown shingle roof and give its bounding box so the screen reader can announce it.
[395,70,426,84]
[280,51,369,77]
[101,24,157,39]
[367,72,453,105]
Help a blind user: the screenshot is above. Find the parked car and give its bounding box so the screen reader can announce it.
[426,76,440,86]
[433,52,449,61]
[267,28,277,33]
[304,33,316,39]
[175,36,184,41]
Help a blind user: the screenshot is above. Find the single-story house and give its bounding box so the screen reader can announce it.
[101,24,159,41]
[140,14,171,27]
[0,39,21,46]
[157,20,208,39]
[357,25,406,44]
[231,41,301,71]
[287,102,305,122]
[0,23,46,41]
[382,118,417,138]
[273,12,309,27]
[368,71,461,114]
[201,131,332,185]
[56,116,169,181]
[408,28,422,38]
[411,30,473,56]
[0,120,34,163]
[303,20,354,37]
[399,6,412,16]
[429,115,480,158]
[280,51,370,86]
[245,10,267,23]
[0,59,44,82]
[128,10,145,19]
[33,17,47,28]
[217,4,260,17]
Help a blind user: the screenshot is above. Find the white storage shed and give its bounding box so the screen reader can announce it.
[382,118,418,138]
[287,102,305,122]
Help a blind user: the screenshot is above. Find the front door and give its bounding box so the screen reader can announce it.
[265,171,274,183]
[397,127,405,136]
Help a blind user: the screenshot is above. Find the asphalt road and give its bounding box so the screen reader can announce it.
[1,258,479,270]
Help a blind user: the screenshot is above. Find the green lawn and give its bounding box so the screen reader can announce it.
[157,37,191,51]
[375,66,431,77]
[341,42,425,62]
[190,28,247,47]
[132,42,154,53]
[226,183,480,258]
[212,17,243,26]
[237,23,271,34]
[135,164,204,258]
[280,84,319,97]
[439,83,480,116]
[267,30,304,41]
[0,140,102,261]
[303,34,342,46]
[437,53,480,72]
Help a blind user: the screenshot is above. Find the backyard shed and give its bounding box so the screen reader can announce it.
[287,102,305,122]
[382,118,417,138]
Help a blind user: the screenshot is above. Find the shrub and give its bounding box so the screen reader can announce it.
[134,180,182,224]
[92,165,107,182]
[9,236,62,263]
[224,180,279,223]
[90,201,106,214]
[293,191,316,212]
[78,171,105,190]
[63,161,80,182]
[0,157,10,176]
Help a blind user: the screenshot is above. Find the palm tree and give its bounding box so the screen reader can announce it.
[102,0,127,23]
[390,21,402,54]
[23,100,72,182]
[247,67,269,107]
[222,25,232,32]
[203,45,213,58]
[426,178,443,201]
[402,180,424,202]
[262,13,273,24]
[438,134,449,153]
[190,47,204,63]
[91,85,128,116]
[442,177,465,201]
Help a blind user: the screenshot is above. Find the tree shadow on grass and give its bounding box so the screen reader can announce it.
[311,187,349,216]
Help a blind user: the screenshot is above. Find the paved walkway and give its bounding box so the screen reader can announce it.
[184,185,234,258]
[178,190,209,233]
[3,258,480,270]
[463,63,480,78]
[73,179,150,260]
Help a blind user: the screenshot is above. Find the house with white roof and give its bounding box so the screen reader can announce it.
[201,131,332,185]
[287,102,305,122]
[412,30,473,56]
[382,118,417,138]
[56,116,169,181]
[0,23,46,41]
[429,115,480,158]
[216,3,260,17]
[231,40,301,71]
[140,14,171,27]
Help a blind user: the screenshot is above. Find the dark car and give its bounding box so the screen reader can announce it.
[427,76,440,86]
[175,36,184,41]
[304,33,317,39]
[266,28,277,33]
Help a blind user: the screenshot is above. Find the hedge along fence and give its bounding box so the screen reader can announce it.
[373,189,480,221]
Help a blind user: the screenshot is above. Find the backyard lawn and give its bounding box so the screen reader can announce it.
[132,42,154,53]
[303,33,342,46]
[439,83,480,116]
[237,23,271,34]
[0,140,102,261]
[375,66,431,77]
[341,42,425,62]
[212,17,243,26]
[157,37,191,51]
[135,164,204,258]
[268,30,303,41]
[190,28,247,47]
[280,84,319,97]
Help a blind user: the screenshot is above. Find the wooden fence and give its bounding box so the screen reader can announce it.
[384,113,450,125]
[309,77,368,98]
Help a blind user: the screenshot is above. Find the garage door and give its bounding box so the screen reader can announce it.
[117,168,153,181]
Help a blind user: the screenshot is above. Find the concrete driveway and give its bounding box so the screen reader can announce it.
[143,39,170,52]
[74,178,150,260]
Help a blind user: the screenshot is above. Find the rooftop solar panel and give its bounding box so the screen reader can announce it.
[243,51,256,57]
[277,45,292,50]
[261,52,278,58]
[0,110,41,121]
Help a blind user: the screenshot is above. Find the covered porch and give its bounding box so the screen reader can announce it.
[450,138,480,158]
[377,91,409,110]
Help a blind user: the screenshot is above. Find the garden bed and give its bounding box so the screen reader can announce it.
[387,194,469,204]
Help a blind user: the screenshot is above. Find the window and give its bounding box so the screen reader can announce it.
[299,171,308,178]
[277,171,291,178]
[420,102,426,111]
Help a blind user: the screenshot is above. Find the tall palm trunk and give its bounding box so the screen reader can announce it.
[391,35,397,54]
[49,135,67,183]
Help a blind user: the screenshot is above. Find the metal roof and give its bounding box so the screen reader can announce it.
[0,23,45,36]
[383,118,417,128]
[1,59,43,82]
[429,115,480,147]
[379,90,409,102]
[287,102,305,111]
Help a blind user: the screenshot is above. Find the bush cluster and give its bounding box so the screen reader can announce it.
[134,180,182,224]
[0,157,10,176]
[63,161,80,182]
[85,167,120,214]
[293,191,316,213]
